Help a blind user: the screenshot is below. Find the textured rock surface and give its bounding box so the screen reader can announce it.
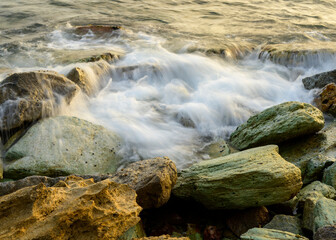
[173,145,302,209]
[314,225,336,240]
[314,83,336,116]
[313,197,336,232]
[134,236,189,240]
[4,116,122,179]
[226,207,270,236]
[0,71,79,131]
[112,157,177,209]
[297,181,336,205]
[264,215,303,235]
[198,139,238,159]
[0,176,142,240]
[230,102,324,150]
[119,222,146,240]
[240,228,308,240]
[302,69,336,90]
[323,162,336,189]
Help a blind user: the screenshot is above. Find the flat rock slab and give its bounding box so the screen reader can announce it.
[230,101,324,150]
[241,228,308,240]
[4,116,122,179]
[0,176,141,240]
[173,145,302,210]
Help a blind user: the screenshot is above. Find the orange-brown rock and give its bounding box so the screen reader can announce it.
[314,83,336,117]
[112,157,178,209]
[0,176,141,240]
[75,25,122,35]
[226,206,270,236]
[134,236,189,240]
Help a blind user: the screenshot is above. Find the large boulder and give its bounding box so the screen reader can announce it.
[4,116,122,179]
[323,162,336,189]
[302,69,336,90]
[240,228,308,240]
[173,145,302,210]
[264,215,303,235]
[230,102,324,150]
[0,71,79,132]
[111,157,177,209]
[0,176,142,240]
[314,83,336,117]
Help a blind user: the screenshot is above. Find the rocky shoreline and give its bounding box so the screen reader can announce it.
[0,44,336,239]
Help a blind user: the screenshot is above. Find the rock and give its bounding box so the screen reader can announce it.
[302,69,336,90]
[119,222,146,240]
[304,155,335,185]
[198,139,238,160]
[314,225,336,240]
[111,157,177,209]
[240,228,308,240]
[4,116,122,179]
[0,159,2,180]
[226,206,270,236]
[173,145,302,210]
[0,71,79,132]
[81,52,121,63]
[134,236,189,240]
[303,196,319,231]
[0,176,142,240]
[313,197,336,232]
[314,83,336,116]
[297,181,336,205]
[264,215,303,235]
[323,162,336,189]
[230,102,324,150]
[75,25,122,35]
[66,67,96,96]
[203,226,221,240]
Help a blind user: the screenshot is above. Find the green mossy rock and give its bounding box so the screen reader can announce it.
[313,197,336,232]
[323,162,336,189]
[173,145,302,210]
[4,116,122,179]
[119,222,146,240]
[230,102,324,150]
[240,228,308,240]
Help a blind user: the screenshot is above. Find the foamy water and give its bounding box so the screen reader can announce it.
[1,0,336,168]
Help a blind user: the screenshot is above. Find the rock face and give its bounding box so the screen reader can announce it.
[0,71,79,132]
[240,228,308,240]
[302,69,336,90]
[173,145,302,210]
[112,157,177,209]
[0,176,142,240]
[264,215,303,235]
[4,116,122,179]
[314,225,336,240]
[230,102,324,150]
[314,83,336,116]
[323,162,336,189]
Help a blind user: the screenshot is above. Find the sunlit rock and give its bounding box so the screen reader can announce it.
[314,83,336,117]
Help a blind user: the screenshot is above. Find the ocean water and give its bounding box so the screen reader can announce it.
[1,0,336,168]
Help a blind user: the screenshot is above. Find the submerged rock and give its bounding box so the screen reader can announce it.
[264,215,303,235]
[230,102,324,150]
[323,162,336,189]
[240,228,308,240]
[4,116,122,179]
[0,71,79,132]
[173,145,302,210]
[198,139,238,160]
[302,69,336,90]
[0,176,142,240]
[75,25,122,35]
[314,83,336,117]
[314,225,336,240]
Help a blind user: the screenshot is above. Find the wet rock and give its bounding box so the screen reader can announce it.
[314,225,336,240]
[4,116,122,179]
[240,228,308,240]
[0,176,142,240]
[264,215,303,235]
[198,139,238,160]
[302,69,336,90]
[66,67,96,96]
[134,236,189,240]
[0,71,79,132]
[173,145,302,210]
[226,206,270,236]
[314,83,336,117]
[230,101,324,150]
[75,25,122,35]
[81,52,121,63]
[111,157,177,209]
[323,162,336,189]
[313,197,336,232]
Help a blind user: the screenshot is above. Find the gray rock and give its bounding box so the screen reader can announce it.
[302,69,336,90]
[240,228,308,240]
[264,215,303,235]
[314,225,336,240]
[173,145,302,210]
[230,101,324,150]
[313,197,336,232]
[4,116,122,179]
[297,181,336,205]
[323,162,336,189]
